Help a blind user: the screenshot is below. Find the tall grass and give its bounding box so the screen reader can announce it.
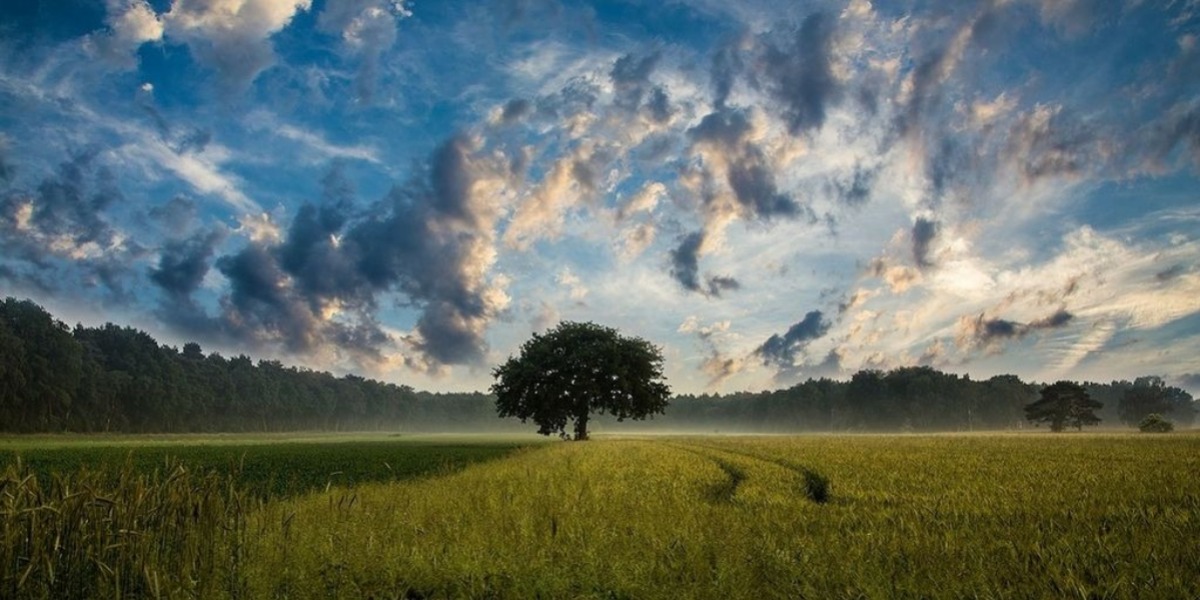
[0,460,252,599]
[3,434,1198,598]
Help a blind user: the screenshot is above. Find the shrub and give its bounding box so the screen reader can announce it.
[1138,413,1174,433]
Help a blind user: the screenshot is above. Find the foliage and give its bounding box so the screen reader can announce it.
[0,297,509,433]
[1138,413,1174,433]
[1025,381,1103,432]
[1119,377,1196,427]
[492,322,671,440]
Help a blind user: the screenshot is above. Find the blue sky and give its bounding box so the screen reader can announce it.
[1,0,1198,395]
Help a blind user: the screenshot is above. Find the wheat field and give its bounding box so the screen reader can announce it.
[4,433,1198,598]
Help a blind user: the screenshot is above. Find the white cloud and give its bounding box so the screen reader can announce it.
[163,0,312,90]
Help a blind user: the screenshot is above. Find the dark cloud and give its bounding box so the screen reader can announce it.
[756,310,831,369]
[710,38,743,109]
[1156,264,1187,282]
[500,98,532,124]
[216,242,321,353]
[0,150,133,296]
[1029,309,1074,330]
[148,195,199,234]
[982,318,1019,339]
[962,309,1075,346]
[912,217,938,268]
[759,12,837,135]
[669,231,704,293]
[688,108,800,219]
[644,86,673,123]
[834,165,876,205]
[150,228,223,298]
[706,275,740,297]
[172,136,505,367]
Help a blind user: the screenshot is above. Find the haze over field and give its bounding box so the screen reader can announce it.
[1,0,1198,395]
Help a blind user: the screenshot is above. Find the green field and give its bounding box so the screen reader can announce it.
[3,433,1198,599]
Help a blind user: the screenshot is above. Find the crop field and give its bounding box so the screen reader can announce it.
[3,433,1198,599]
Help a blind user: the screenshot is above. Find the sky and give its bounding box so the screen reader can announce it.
[0,0,1198,396]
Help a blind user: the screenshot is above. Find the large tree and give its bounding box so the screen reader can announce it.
[1025,381,1103,432]
[491,321,671,440]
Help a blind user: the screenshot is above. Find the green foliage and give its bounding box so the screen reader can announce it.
[492,322,671,440]
[1119,377,1196,427]
[0,297,508,433]
[1025,381,1103,432]
[1138,413,1174,433]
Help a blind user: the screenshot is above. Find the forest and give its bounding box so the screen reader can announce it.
[0,297,1194,433]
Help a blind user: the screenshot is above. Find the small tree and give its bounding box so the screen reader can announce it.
[492,321,671,440]
[1025,381,1102,432]
[1138,413,1174,433]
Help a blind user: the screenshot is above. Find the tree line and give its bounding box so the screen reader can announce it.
[0,297,504,432]
[0,297,1195,433]
[656,369,1195,432]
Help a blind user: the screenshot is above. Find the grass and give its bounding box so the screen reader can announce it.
[3,432,1198,598]
[1,434,536,497]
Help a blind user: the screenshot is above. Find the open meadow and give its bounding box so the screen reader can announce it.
[3,432,1198,599]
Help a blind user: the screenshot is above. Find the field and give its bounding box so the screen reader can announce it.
[3,433,1198,599]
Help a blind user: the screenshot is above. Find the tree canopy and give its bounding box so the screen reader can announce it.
[491,321,671,440]
[1118,376,1196,427]
[1025,381,1103,432]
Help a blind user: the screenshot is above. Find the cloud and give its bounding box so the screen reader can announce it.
[498,98,533,124]
[755,310,831,369]
[668,230,740,296]
[87,0,165,69]
[150,227,224,298]
[912,217,938,268]
[679,316,745,387]
[758,12,838,135]
[504,141,611,249]
[0,149,151,302]
[158,135,510,370]
[669,230,705,293]
[316,0,412,101]
[163,0,313,92]
[957,308,1075,349]
[687,108,799,221]
[610,51,661,112]
[0,151,123,266]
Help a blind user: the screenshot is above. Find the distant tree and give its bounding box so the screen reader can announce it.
[1118,376,1195,427]
[1138,413,1174,433]
[492,321,671,440]
[1025,381,1103,432]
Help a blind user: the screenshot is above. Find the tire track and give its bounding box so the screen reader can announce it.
[666,440,832,504]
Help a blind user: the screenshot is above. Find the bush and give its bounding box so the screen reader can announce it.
[1138,413,1174,433]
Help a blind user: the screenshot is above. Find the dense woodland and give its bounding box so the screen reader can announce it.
[0,297,1195,433]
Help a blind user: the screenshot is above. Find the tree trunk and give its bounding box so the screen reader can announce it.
[574,412,589,441]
